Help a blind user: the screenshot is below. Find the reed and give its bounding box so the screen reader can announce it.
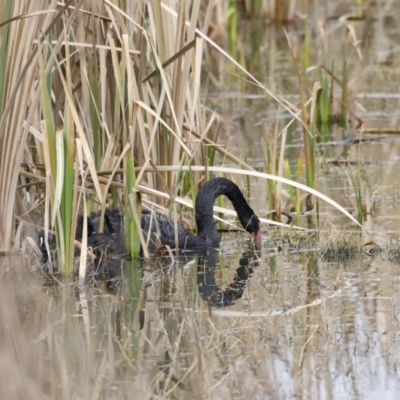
[345,166,365,218]
[0,0,364,275]
[0,1,211,268]
[0,2,398,399]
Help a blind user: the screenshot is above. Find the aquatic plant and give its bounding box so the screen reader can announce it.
[0,0,362,276]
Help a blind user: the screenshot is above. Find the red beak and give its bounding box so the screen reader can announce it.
[253,229,262,242]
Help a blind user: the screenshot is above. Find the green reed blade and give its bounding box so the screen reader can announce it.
[0,0,12,119]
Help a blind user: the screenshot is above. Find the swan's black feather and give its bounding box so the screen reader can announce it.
[39,177,261,261]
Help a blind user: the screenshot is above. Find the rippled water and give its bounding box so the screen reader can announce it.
[2,234,400,399]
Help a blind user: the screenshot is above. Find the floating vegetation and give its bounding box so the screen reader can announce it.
[385,236,400,263]
[318,234,364,262]
[266,227,315,252]
[267,229,372,262]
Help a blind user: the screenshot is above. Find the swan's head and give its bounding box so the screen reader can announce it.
[244,214,262,243]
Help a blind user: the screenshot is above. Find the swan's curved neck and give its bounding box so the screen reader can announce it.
[195,178,256,246]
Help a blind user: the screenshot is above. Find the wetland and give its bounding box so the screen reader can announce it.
[1,1,400,399]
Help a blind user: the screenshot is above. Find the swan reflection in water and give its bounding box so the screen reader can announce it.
[38,233,261,308]
[145,245,261,308]
[195,248,260,307]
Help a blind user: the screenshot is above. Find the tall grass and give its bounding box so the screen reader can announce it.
[0,2,398,398]
[0,0,365,275]
[0,1,213,268]
[224,0,297,21]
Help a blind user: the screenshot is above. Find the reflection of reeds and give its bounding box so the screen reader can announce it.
[3,240,399,398]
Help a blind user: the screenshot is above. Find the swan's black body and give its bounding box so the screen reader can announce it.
[140,177,261,252]
[39,177,261,261]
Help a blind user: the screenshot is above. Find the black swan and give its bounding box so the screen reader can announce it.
[39,177,261,261]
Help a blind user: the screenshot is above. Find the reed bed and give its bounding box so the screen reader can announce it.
[1,1,400,398]
[1,0,221,270]
[0,0,366,275]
